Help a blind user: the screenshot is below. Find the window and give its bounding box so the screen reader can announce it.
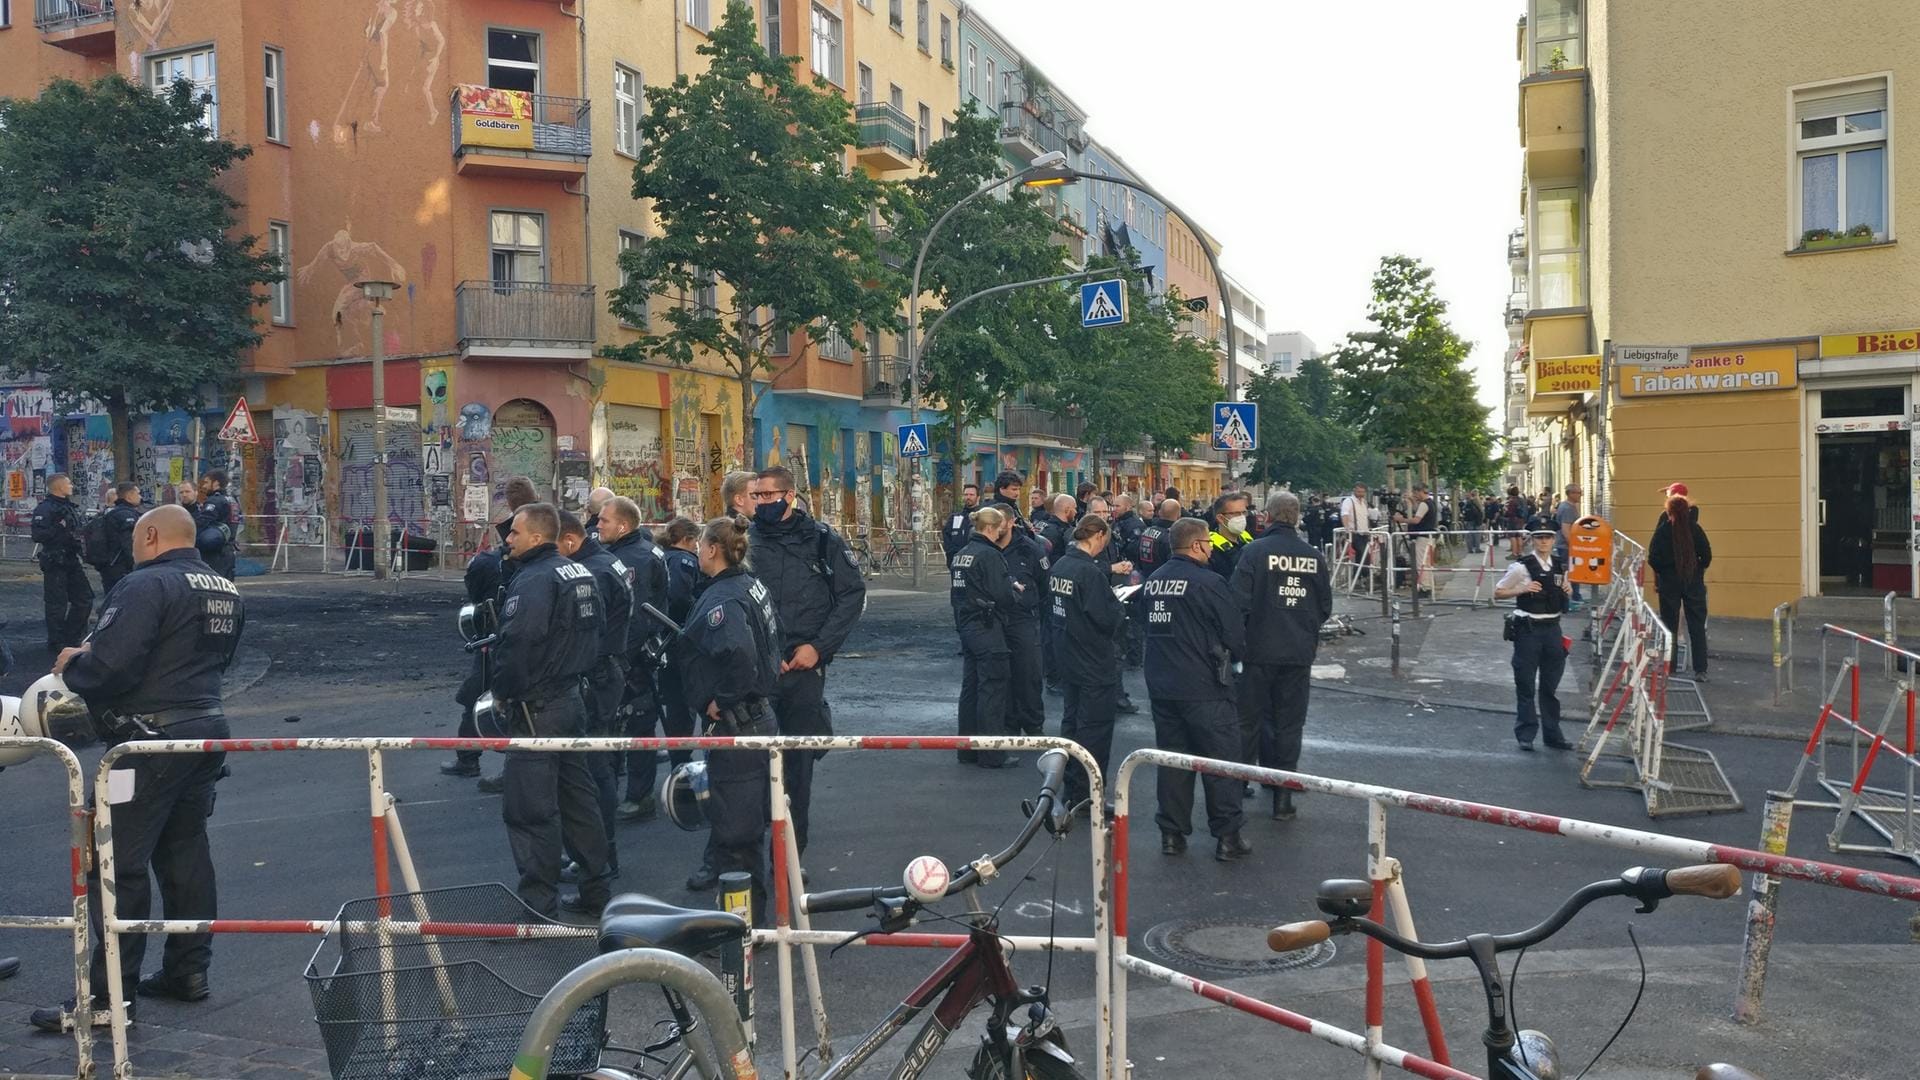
[941,118,952,140]
[1529,0,1581,73]
[1795,80,1890,244]
[767,309,790,355]
[490,211,546,285]
[762,0,781,55]
[267,222,291,325]
[917,103,930,155]
[685,0,712,32]
[487,29,540,94]
[614,64,641,156]
[986,58,997,104]
[693,266,718,316]
[939,15,951,65]
[888,0,902,32]
[1530,186,1583,309]
[966,45,978,99]
[809,4,843,85]
[0,1,8,28]
[148,48,218,130]
[856,64,873,105]
[915,0,928,51]
[818,321,852,362]
[889,84,904,112]
[617,231,647,328]
[262,47,285,143]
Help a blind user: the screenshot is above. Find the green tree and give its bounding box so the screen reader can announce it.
[1329,255,1499,487]
[1244,367,1360,492]
[1046,272,1221,466]
[896,107,1071,494]
[0,76,283,473]
[605,1,902,458]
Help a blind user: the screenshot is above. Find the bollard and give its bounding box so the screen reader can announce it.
[1773,603,1788,705]
[1390,596,1402,677]
[1408,533,1422,619]
[717,870,756,1044]
[1886,592,1899,677]
[1733,793,1794,1024]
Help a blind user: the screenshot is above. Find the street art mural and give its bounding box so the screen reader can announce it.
[420,366,456,529]
[338,408,425,528]
[270,410,327,547]
[853,434,873,535]
[297,226,409,357]
[332,0,447,144]
[606,404,671,520]
[668,372,714,520]
[491,399,556,513]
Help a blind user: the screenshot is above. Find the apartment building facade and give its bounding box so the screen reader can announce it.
[1515,0,1920,616]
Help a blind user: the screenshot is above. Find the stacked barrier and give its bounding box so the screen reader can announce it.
[1330,528,1505,611]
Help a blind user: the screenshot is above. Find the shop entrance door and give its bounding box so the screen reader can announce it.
[1814,385,1911,597]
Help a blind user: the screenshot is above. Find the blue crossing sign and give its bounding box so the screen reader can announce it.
[1212,401,1257,452]
[1079,279,1128,328]
[898,423,930,458]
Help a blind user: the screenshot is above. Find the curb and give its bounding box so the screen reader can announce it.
[1312,679,1817,743]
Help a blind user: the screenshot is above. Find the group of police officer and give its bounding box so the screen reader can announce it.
[945,473,1333,861]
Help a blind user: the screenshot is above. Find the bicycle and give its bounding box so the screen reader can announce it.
[1265,864,1761,1080]
[514,749,1087,1080]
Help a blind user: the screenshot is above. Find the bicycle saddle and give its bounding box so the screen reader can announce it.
[598,893,749,958]
[1696,1068,1763,1080]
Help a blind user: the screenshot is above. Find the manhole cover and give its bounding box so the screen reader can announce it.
[1140,919,1337,974]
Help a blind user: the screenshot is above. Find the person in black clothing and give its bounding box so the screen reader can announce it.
[1038,495,1077,693]
[583,487,616,539]
[32,504,243,1031]
[676,517,782,919]
[32,474,91,652]
[91,483,145,596]
[193,471,239,580]
[623,515,700,822]
[443,543,507,780]
[556,510,632,886]
[940,483,981,566]
[1144,518,1251,862]
[1206,492,1254,578]
[951,507,1021,768]
[1460,491,1484,554]
[1049,514,1125,807]
[745,466,867,862]
[1493,523,1574,751]
[1001,515,1051,736]
[1648,487,1712,680]
[1110,494,1147,667]
[599,498,671,821]
[1230,493,1333,820]
[1395,482,1438,594]
[983,470,1034,537]
[490,502,611,919]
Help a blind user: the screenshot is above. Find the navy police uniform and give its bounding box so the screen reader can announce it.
[607,530,673,808]
[1230,523,1332,812]
[1507,550,1573,749]
[94,498,143,595]
[951,534,1017,767]
[1143,552,1247,841]
[65,547,243,1000]
[1001,529,1050,735]
[449,546,505,773]
[747,508,866,855]
[675,566,781,917]
[31,491,90,650]
[941,505,975,567]
[567,534,633,877]
[1048,544,1124,806]
[652,545,702,783]
[194,489,239,580]
[490,542,609,917]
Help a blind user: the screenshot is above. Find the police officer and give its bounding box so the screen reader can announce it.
[600,498,671,821]
[983,469,1034,536]
[1207,491,1254,578]
[557,510,632,887]
[442,537,504,782]
[1144,518,1250,862]
[1002,505,1051,734]
[583,486,616,539]
[1494,522,1575,751]
[941,482,981,567]
[676,517,781,917]
[1131,500,1179,670]
[31,473,91,654]
[952,506,1020,769]
[1230,493,1332,821]
[194,471,239,580]
[94,483,144,596]
[1038,495,1077,694]
[1048,514,1124,808]
[490,502,611,919]
[639,517,703,819]
[1111,494,1147,668]
[31,504,243,1031]
[745,466,866,860]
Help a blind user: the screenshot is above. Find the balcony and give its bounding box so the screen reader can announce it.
[35,0,115,55]
[855,103,917,172]
[998,102,1068,162]
[862,355,909,405]
[1519,70,1586,181]
[455,281,596,360]
[1003,404,1085,443]
[449,86,591,180]
[1504,293,1527,326]
[1507,228,1527,265]
[872,226,906,270]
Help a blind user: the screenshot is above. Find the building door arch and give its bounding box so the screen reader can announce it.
[493,398,556,504]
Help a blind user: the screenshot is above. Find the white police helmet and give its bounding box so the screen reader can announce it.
[0,695,31,767]
[660,761,710,832]
[2,674,97,765]
[472,692,509,739]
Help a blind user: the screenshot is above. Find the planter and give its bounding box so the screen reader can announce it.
[1800,234,1879,252]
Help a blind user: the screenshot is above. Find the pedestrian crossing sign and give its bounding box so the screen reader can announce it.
[1079,279,1128,328]
[1212,401,1257,452]
[898,423,930,458]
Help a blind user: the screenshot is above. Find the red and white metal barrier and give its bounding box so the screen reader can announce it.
[0,737,95,1080]
[1107,749,1920,1080]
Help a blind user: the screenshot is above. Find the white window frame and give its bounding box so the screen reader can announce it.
[693,266,719,316]
[486,28,542,95]
[613,63,642,157]
[939,15,951,66]
[685,0,712,32]
[617,230,647,328]
[148,46,219,131]
[817,320,853,362]
[856,64,873,106]
[762,0,782,55]
[888,0,902,32]
[268,222,292,325]
[262,46,286,144]
[888,83,904,112]
[1527,0,1582,74]
[809,4,843,86]
[1791,76,1893,247]
[489,210,548,286]
[915,0,928,52]
[0,2,9,29]
[986,58,997,105]
[966,45,978,99]
[767,309,790,355]
[917,102,930,155]
[1529,185,1585,310]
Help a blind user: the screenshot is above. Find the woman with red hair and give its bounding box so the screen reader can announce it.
[1647,483,1712,680]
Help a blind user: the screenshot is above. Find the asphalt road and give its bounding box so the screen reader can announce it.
[0,570,1916,1079]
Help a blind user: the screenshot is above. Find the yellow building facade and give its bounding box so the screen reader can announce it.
[1516,0,1920,617]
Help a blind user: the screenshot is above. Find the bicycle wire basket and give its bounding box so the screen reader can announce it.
[304,883,607,1080]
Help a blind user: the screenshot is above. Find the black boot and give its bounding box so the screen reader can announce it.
[1160,831,1186,856]
[1214,831,1253,862]
[1272,789,1296,821]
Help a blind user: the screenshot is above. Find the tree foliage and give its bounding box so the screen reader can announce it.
[605,0,902,458]
[1328,255,1498,488]
[0,75,283,472]
[1045,270,1221,460]
[1243,361,1359,492]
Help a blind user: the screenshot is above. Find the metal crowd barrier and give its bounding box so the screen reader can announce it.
[1108,749,1920,1080]
[60,734,1108,1080]
[1330,528,1504,613]
[0,737,95,1080]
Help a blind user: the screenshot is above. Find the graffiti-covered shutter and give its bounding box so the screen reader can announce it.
[492,399,556,504]
[606,404,670,520]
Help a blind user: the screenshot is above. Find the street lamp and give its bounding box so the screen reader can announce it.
[357,279,398,580]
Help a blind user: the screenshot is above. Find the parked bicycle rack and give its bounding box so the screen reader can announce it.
[1108,749,1920,1080]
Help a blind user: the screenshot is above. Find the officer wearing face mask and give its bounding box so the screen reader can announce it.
[1207,491,1255,578]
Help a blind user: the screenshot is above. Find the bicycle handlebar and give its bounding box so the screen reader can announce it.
[805,749,1071,915]
[1265,920,1332,953]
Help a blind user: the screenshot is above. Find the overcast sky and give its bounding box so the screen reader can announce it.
[963,0,1522,407]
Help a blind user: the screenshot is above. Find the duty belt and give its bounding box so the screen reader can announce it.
[709,696,775,738]
[104,708,224,740]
